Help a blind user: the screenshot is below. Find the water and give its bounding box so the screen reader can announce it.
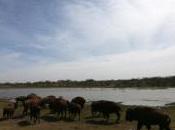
[0,87,175,106]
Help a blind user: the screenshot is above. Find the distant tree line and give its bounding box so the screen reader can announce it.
[1,76,175,88]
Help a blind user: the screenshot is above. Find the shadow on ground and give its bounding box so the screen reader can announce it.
[18,120,31,127]
[0,115,24,122]
[85,115,101,119]
[41,115,58,122]
[86,119,116,125]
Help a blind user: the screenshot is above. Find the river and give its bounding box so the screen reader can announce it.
[0,87,174,106]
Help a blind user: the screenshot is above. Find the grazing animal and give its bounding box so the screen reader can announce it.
[71,96,86,109]
[68,102,81,120]
[91,101,103,117]
[126,107,171,130]
[3,103,17,119]
[91,100,121,122]
[23,97,41,116]
[40,95,56,109]
[29,105,41,124]
[22,98,41,123]
[23,100,30,116]
[51,98,69,119]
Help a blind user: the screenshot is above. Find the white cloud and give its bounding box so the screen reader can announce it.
[1,0,175,81]
[1,46,175,82]
[61,0,175,51]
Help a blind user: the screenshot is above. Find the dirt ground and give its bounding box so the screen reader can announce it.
[0,101,174,130]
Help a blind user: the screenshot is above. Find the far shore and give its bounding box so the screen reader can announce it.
[1,75,175,89]
[0,85,174,89]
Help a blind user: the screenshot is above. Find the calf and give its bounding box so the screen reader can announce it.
[3,103,16,119]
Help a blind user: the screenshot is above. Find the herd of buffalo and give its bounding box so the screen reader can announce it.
[2,93,172,130]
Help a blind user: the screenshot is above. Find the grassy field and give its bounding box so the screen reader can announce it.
[0,101,174,130]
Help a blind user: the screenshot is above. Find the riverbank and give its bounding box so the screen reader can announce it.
[0,101,174,130]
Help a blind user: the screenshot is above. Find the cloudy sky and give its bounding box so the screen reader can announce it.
[0,0,175,82]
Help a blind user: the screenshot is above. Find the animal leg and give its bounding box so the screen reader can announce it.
[146,125,151,130]
[104,113,109,122]
[57,111,60,120]
[30,115,32,121]
[137,122,143,130]
[116,111,120,123]
[64,110,67,119]
[68,111,71,120]
[78,111,80,121]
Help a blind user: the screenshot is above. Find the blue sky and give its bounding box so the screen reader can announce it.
[0,0,175,82]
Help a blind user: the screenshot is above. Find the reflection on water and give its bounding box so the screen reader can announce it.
[0,87,175,106]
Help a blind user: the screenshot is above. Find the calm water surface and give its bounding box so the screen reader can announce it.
[0,88,175,106]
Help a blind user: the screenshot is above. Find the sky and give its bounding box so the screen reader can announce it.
[0,0,175,82]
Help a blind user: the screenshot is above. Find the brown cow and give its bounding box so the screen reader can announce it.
[126,107,171,130]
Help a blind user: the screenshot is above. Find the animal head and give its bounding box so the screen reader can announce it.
[116,104,122,111]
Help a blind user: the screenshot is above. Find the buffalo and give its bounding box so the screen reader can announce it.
[126,107,171,130]
[26,93,38,99]
[91,100,121,123]
[23,97,42,116]
[68,102,81,120]
[29,105,41,124]
[51,97,69,119]
[3,103,17,119]
[40,95,56,109]
[91,100,103,117]
[23,98,42,123]
[71,97,86,109]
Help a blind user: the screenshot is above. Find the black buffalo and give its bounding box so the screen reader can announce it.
[40,95,56,109]
[91,100,121,122]
[68,102,81,120]
[71,97,86,109]
[126,107,171,130]
[51,98,69,119]
[30,105,41,124]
